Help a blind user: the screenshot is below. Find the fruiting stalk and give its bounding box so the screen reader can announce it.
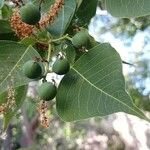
[51,34,71,43]
[47,43,51,62]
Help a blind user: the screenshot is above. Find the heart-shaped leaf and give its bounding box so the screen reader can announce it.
[56,43,148,122]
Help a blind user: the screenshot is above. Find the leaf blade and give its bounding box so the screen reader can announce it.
[47,0,76,37]
[0,41,40,94]
[105,0,150,18]
[76,0,98,24]
[56,43,148,122]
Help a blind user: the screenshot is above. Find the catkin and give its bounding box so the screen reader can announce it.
[0,83,16,115]
[37,100,50,128]
[10,9,34,39]
[39,0,64,28]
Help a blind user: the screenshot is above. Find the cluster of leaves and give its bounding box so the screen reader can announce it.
[0,0,150,130]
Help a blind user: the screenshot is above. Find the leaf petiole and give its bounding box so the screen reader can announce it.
[51,34,72,43]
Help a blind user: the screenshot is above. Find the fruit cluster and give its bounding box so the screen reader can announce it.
[19,1,91,128]
[23,57,70,101]
[20,1,91,105]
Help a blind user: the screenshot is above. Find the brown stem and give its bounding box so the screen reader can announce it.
[20,106,39,147]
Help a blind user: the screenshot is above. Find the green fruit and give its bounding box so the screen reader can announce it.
[23,60,43,79]
[72,31,89,48]
[20,3,41,25]
[52,58,70,75]
[38,82,57,101]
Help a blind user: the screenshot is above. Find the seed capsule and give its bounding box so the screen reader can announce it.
[72,31,90,48]
[23,60,43,79]
[38,82,57,101]
[20,3,41,25]
[52,58,70,75]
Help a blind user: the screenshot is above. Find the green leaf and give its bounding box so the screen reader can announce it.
[105,0,150,18]
[0,33,18,40]
[32,0,53,13]
[3,85,27,130]
[1,4,13,19]
[47,0,76,37]
[0,20,17,40]
[19,37,37,46]
[76,0,98,24]
[56,43,148,122]
[76,0,83,8]
[0,41,41,95]
[0,20,13,33]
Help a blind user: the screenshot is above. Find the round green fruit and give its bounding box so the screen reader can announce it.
[72,31,89,48]
[52,58,70,75]
[23,60,43,79]
[38,82,57,101]
[20,3,41,25]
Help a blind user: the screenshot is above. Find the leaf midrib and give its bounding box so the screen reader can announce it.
[72,67,144,118]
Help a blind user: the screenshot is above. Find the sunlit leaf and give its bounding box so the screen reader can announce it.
[56,43,148,122]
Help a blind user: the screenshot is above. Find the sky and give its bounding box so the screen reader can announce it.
[89,8,150,71]
[89,8,150,94]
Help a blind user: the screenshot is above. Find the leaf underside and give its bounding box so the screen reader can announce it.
[105,0,150,18]
[56,43,148,122]
[0,41,40,95]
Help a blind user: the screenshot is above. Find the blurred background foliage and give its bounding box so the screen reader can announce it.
[0,1,150,150]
